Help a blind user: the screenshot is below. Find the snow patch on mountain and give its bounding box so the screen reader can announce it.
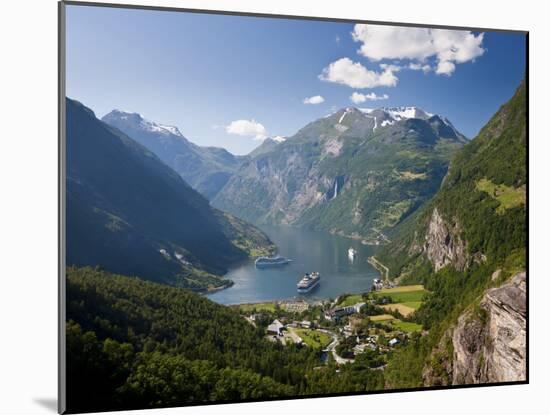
[338,108,353,124]
[106,109,184,137]
[384,106,434,120]
[358,108,375,115]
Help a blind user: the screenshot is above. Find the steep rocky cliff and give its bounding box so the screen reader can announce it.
[422,271,526,386]
[381,80,526,388]
[422,208,469,272]
[452,272,526,384]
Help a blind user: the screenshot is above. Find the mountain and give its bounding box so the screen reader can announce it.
[377,83,526,279]
[66,98,274,291]
[248,136,287,158]
[213,106,467,243]
[379,81,526,388]
[102,110,243,199]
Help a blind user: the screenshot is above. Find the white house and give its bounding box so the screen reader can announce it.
[267,319,284,336]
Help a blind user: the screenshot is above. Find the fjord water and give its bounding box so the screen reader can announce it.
[208,225,379,305]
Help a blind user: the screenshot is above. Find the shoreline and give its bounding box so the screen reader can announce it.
[204,280,234,294]
[220,297,327,307]
[207,226,384,304]
[367,256,390,281]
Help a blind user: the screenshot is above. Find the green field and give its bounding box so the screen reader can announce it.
[378,284,424,293]
[294,328,332,349]
[389,320,423,333]
[237,302,276,313]
[369,315,422,333]
[377,286,428,303]
[400,301,422,310]
[476,178,526,214]
[369,314,395,322]
[339,294,364,306]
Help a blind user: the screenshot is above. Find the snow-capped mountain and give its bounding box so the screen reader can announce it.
[106,109,185,137]
[380,106,433,121]
[214,104,468,243]
[327,106,465,139]
[102,109,242,199]
[272,135,287,143]
[358,106,435,126]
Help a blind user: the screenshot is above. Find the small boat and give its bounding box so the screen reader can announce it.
[297,272,320,293]
[255,255,292,268]
[348,247,357,260]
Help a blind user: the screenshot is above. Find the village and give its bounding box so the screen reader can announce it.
[234,281,429,367]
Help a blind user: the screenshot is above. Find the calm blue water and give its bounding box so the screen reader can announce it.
[207,225,379,305]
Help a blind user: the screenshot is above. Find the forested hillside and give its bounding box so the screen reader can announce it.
[66,267,384,413]
[66,98,274,291]
[377,80,527,388]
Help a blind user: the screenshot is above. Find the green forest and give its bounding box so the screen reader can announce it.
[377,81,527,388]
[66,267,385,412]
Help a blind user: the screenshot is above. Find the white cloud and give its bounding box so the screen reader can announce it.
[350,92,389,104]
[408,62,432,73]
[379,63,402,72]
[435,60,456,76]
[319,57,399,89]
[352,24,485,76]
[225,119,267,140]
[303,95,325,105]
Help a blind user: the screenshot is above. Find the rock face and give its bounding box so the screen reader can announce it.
[213,107,465,242]
[422,329,454,386]
[423,208,468,272]
[452,272,527,384]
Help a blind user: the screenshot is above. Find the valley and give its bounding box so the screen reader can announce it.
[64,79,527,412]
[208,225,380,304]
[62,8,527,413]
[66,98,275,292]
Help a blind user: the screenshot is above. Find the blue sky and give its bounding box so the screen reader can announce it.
[66,5,526,155]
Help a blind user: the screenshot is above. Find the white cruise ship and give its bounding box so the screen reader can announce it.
[297,272,320,293]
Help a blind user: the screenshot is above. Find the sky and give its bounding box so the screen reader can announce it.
[66,5,526,155]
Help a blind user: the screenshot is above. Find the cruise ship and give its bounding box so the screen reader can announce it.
[348,247,357,260]
[297,272,320,293]
[254,255,292,268]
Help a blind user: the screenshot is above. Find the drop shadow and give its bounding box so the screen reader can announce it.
[34,398,57,413]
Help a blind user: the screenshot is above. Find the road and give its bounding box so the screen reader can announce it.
[319,328,355,365]
[368,256,389,280]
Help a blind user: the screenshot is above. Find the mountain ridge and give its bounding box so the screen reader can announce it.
[67,98,274,291]
[213,105,466,243]
[102,109,243,199]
